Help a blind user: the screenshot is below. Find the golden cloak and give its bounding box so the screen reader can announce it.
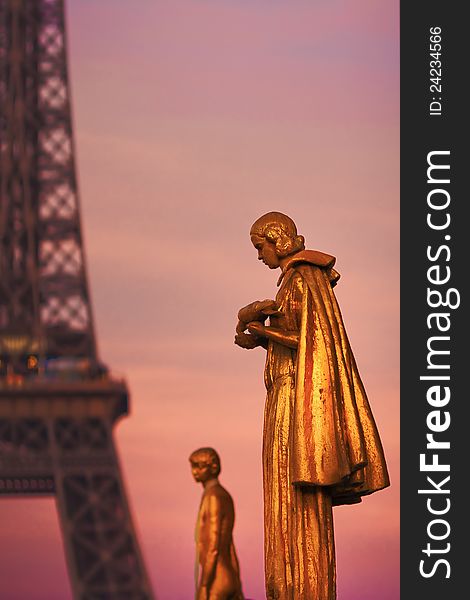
[262,249,389,599]
[283,251,389,504]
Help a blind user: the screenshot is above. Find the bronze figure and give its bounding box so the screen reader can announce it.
[190,448,244,600]
[235,212,389,600]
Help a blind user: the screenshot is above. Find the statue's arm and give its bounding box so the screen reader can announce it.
[198,496,222,599]
[235,299,281,350]
[247,322,299,349]
[237,299,278,324]
[234,331,268,350]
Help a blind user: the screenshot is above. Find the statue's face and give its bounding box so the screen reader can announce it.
[251,234,280,269]
[190,456,216,483]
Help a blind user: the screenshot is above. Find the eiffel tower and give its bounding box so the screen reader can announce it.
[0,1,154,598]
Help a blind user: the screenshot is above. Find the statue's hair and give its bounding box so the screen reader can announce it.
[189,447,221,476]
[250,211,305,257]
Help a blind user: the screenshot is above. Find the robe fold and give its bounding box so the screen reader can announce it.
[262,250,389,600]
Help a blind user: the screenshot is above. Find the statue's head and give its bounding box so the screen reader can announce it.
[189,447,221,483]
[250,211,305,269]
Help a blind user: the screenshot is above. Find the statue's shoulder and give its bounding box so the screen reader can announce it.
[294,261,341,288]
[207,484,234,509]
[287,249,336,270]
[280,249,340,288]
[204,483,227,500]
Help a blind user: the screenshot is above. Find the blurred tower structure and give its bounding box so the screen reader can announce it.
[0,1,153,598]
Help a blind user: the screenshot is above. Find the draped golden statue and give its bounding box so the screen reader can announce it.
[235,212,389,600]
[190,447,244,600]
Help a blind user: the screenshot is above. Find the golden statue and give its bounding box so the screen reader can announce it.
[189,447,244,600]
[235,212,389,600]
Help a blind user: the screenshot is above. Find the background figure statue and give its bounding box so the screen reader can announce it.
[190,447,244,600]
[235,212,389,600]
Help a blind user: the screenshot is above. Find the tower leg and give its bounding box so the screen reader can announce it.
[52,416,153,600]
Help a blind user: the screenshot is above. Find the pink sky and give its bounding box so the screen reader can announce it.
[0,1,399,598]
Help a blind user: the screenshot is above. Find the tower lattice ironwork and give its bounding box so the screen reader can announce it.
[0,1,154,598]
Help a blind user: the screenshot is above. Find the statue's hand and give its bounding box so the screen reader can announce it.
[237,299,278,325]
[234,332,261,349]
[247,321,266,338]
[236,319,246,335]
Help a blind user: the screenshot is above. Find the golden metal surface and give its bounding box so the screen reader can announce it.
[235,212,389,600]
[190,448,244,600]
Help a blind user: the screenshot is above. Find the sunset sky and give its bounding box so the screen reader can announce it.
[0,1,399,598]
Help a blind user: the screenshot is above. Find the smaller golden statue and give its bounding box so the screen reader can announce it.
[190,447,244,600]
